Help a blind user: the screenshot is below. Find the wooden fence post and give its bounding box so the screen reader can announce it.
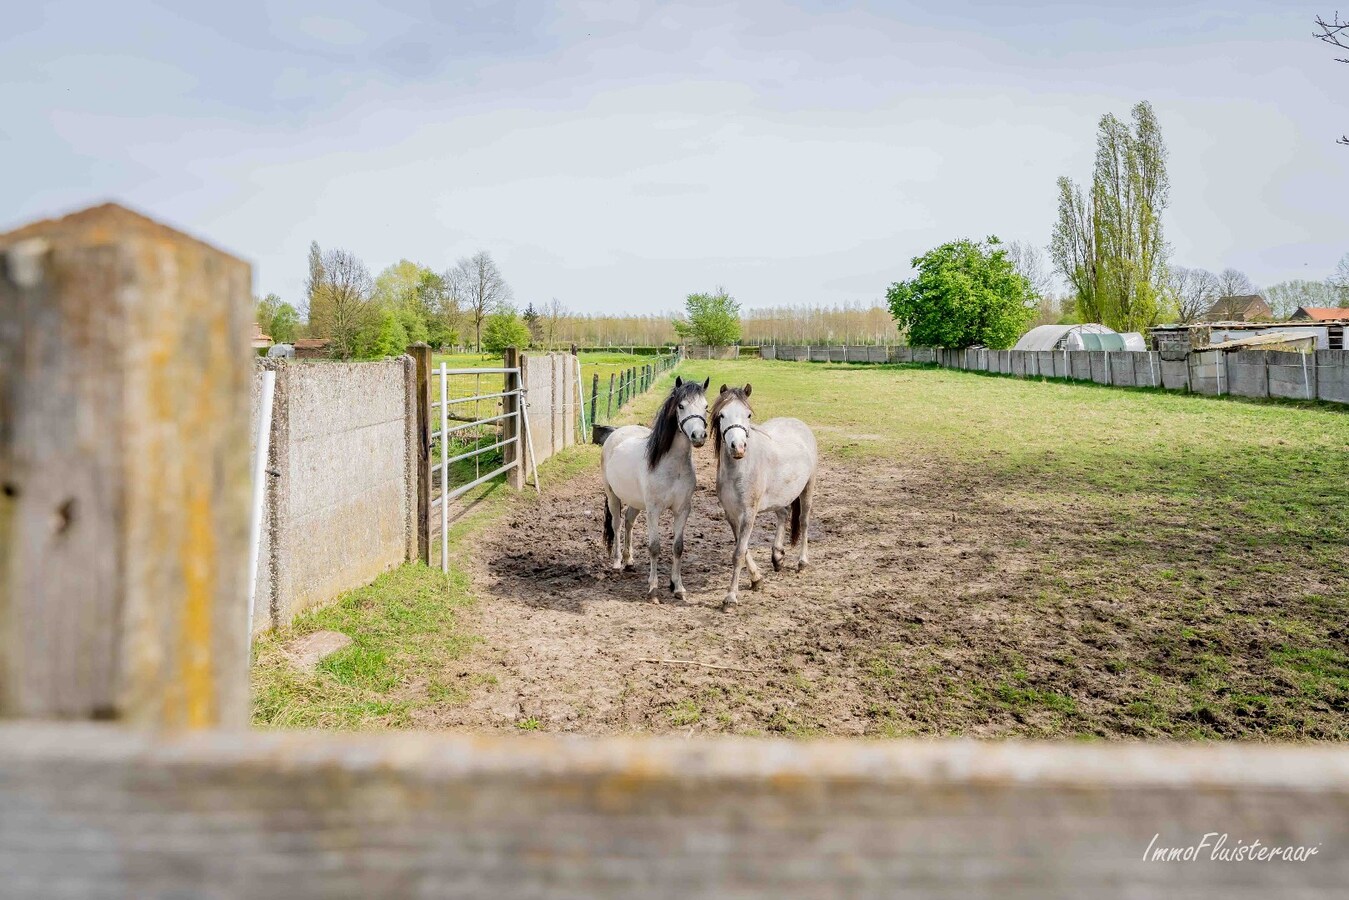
[590,374,599,430]
[0,203,252,728]
[407,343,431,565]
[503,346,523,490]
[607,373,615,420]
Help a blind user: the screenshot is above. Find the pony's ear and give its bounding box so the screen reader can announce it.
[744,383,753,397]
[675,375,683,388]
[702,376,710,391]
[719,384,728,394]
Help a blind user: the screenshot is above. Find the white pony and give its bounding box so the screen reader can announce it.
[601,376,710,601]
[711,384,818,609]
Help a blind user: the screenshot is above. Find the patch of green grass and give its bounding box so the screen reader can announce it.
[515,716,542,730]
[667,698,702,727]
[684,357,1349,740]
[251,562,477,729]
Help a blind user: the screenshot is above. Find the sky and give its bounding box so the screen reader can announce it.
[2,1,1345,314]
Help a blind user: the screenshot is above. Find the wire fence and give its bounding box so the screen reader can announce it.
[582,352,681,433]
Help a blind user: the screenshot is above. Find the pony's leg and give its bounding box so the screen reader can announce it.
[645,507,663,601]
[669,500,691,599]
[605,488,624,571]
[745,533,764,590]
[622,507,638,570]
[797,477,815,571]
[771,508,789,572]
[724,509,758,608]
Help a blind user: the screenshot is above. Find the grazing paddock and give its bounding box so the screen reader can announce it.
[258,360,1349,740]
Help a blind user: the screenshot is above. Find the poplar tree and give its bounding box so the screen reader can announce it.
[1051,101,1170,332]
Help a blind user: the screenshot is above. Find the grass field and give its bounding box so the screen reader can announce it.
[253,360,1349,739]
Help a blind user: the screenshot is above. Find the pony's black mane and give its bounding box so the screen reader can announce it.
[710,386,752,455]
[646,379,706,468]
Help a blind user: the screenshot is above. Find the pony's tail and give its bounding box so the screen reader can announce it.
[790,494,804,547]
[603,498,616,554]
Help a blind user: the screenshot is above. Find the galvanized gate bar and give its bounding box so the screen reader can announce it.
[429,361,539,571]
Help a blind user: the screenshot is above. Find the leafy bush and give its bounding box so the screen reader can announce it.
[482,311,533,353]
[886,238,1035,349]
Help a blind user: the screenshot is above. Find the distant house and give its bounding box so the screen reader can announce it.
[293,338,332,359]
[250,321,273,350]
[1290,307,1349,323]
[1202,294,1272,322]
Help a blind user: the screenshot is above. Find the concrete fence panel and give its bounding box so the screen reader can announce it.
[1267,351,1316,401]
[521,351,588,465]
[523,354,556,458]
[1159,352,1191,391]
[1132,352,1161,389]
[1189,351,1225,396]
[252,358,417,631]
[760,345,777,360]
[1086,351,1107,385]
[1226,351,1269,399]
[1107,351,1136,387]
[1317,350,1349,403]
[759,344,1345,407]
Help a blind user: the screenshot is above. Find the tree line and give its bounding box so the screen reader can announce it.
[258,249,898,355]
[256,244,529,358]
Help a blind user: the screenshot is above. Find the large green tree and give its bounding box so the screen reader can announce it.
[673,288,741,345]
[255,292,299,344]
[481,310,533,354]
[885,237,1035,349]
[1051,101,1170,332]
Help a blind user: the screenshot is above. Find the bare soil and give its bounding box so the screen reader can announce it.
[414,450,1035,736]
[418,431,1347,740]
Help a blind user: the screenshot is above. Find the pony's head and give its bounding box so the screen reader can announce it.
[712,383,753,460]
[645,375,710,467]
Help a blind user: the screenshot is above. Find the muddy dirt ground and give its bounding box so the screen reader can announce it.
[415,418,1348,740]
[420,440,1081,737]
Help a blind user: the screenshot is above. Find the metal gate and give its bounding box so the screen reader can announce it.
[430,362,538,571]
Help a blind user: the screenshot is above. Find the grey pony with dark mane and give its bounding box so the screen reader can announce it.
[711,383,818,609]
[601,375,710,601]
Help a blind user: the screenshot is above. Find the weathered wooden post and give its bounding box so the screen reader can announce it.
[606,372,615,420]
[407,342,431,564]
[0,203,252,728]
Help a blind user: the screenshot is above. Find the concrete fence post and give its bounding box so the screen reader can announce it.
[407,343,432,564]
[0,203,252,727]
[504,347,523,490]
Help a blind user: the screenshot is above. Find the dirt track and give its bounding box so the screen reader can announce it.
[420,440,1057,736]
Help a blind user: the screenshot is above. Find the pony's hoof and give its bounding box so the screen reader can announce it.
[721,595,739,610]
[623,562,635,572]
[771,553,784,572]
[647,590,662,604]
[796,560,809,572]
[671,588,688,602]
[750,577,764,592]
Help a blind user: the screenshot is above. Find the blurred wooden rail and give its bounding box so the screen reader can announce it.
[0,204,1346,898]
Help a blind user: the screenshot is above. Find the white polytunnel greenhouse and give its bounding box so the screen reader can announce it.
[1013,323,1147,352]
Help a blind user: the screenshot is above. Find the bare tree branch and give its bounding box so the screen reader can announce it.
[1315,12,1349,144]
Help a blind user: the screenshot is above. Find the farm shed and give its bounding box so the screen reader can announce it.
[1150,321,1345,352]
